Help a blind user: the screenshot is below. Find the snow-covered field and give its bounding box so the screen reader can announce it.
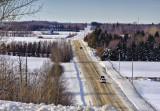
[134,80,160,110]
[9,56,49,70]
[2,31,79,43]
[104,61,160,111]
[0,26,118,110]
[34,31,78,36]
[111,61,160,77]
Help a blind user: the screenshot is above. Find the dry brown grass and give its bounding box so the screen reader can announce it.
[96,46,105,57]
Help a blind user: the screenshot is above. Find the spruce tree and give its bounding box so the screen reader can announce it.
[155,31,159,37]
[138,42,146,61]
[145,34,154,61]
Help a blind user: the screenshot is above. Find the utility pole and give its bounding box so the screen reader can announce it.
[119,52,120,73]
[25,46,28,87]
[107,49,111,61]
[132,22,136,84]
[132,58,133,84]
[91,39,93,47]
[131,41,134,84]
[109,50,111,62]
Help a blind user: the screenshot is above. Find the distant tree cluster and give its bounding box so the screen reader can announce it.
[102,34,160,61]
[84,24,160,61]
[0,40,73,62]
[50,40,73,63]
[3,31,34,37]
[91,22,102,26]
[91,23,160,35]
[0,41,51,57]
[4,21,87,31]
[66,33,77,38]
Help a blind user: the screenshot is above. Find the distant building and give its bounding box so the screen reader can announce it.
[50,29,54,34]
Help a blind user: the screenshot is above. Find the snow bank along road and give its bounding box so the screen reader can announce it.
[73,40,136,111]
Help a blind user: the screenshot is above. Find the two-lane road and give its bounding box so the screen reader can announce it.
[73,40,133,111]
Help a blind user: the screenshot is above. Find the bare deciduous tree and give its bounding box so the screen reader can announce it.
[51,40,73,63]
[0,0,42,41]
[0,0,41,21]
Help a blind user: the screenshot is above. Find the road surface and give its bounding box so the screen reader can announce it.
[73,40,136,111]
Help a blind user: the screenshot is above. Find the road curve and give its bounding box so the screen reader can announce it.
[73,40,134,111]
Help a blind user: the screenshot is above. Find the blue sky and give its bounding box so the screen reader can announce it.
[23,0,160,24]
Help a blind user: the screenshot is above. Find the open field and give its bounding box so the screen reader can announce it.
[102,61,160,110]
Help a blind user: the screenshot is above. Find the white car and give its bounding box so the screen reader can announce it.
[100,76,106,83]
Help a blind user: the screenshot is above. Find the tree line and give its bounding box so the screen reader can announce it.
[84,25,160,61]
[0,40,73,62]
[1,31,34,37]
[4,21,87,31]
[0,41,51,57]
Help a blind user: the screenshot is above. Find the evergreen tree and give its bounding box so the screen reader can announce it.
[88,26,102,48]
[121,42,127,60]
[155,31,159,37]
[108,33,112,41]
[32,42,37,57]
[27,43,32,56]
[154,44,160,61]
[110,50,117,61]
[116,42,122,60]
[145,34,154,61]
[137,42,146,61]
[116,22,119,28]
[124,34,129,42]
[37,42,41,57]
[131,42,136,61]
[142,31,145,36]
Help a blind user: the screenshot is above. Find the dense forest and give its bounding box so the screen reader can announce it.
[84,23,160,61]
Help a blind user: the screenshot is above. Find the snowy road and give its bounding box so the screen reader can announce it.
[72,40,134,111]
